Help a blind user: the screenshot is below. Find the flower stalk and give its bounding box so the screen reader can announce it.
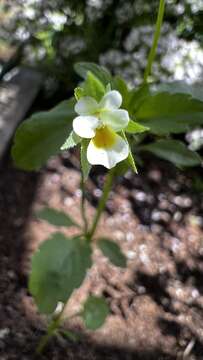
[80,174,89,235]
[87,168,115,240]
[143,0,166,84]
[37,304,65,354]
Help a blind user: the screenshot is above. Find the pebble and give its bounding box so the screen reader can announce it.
[151,210,170,222]
[137,286,146,294]
[173,211,182,222]
[168,180,181,191]
[127,250,136,259]
[139,245,150,265]
[126,232,135,242]
[171,237,181,253]
[50,173,60,184]
[121,213,131,221]
[106,217,115,226]
[114,230,125,241]
[151,210,161,221]
[159,199,170,210]
[7,270,15,279]
[13,218,24,227]
[151,224,162,234]
[189,215,203,226]
[64,197,74,206]
[173,195,192,208]
[134,191,147,202]
[0,328,10,340]
[75,189,82,198]
[148,169,162,182]
[191,288,199,299]
[93,189,102,198]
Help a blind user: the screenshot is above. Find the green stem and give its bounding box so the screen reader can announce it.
[37,305,65,354]
[143,0,165,84]
[80,175,89,235]
[88,168,115,240]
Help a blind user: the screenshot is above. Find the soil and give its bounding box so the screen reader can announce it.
[0,149,203,360]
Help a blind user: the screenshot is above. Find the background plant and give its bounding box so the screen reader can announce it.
[1,0,203,92]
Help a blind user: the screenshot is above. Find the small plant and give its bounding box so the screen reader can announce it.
[11,0,203,353]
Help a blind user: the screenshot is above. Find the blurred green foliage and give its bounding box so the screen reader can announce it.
[0,0,203,99]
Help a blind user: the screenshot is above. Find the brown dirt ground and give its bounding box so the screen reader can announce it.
[0,149,203,360]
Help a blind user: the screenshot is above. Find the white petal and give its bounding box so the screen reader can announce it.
[73,116,99,138]
[100,109,129,132]
[87,134,129,169]
[74,97,98,115]
[100,90,122,110]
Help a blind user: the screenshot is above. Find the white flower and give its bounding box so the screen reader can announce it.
[73,90,130,169]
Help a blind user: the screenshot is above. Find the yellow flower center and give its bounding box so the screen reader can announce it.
[93,126,117,149]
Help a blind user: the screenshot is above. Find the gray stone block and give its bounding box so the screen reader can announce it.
[0,67,42,156]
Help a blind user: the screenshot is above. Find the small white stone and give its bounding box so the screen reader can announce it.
[191,289,199,299]
[50,174,60,184]
[0,328,10,340]
[64,197,74,206]
[127,251,136,259]
[93,189,102,198]
[151,210,161,221]
[173,211,182,222]
[75,189,82,198]
[114,230,124,241]
[171,237,181,253]
[126,232,135,242]
[137,286,146,294]
[134,191,147,202]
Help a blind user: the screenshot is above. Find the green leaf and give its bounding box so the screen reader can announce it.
[115,160,130,177]
[36,207,80,228]
[61,131,81,150]
[12,99,75,170]
[105,83,111,92]
[74,62,112,86]
[136,92,203,135]
[74,87,85,101]
[129,85,150,116]
[82,296,109,330]
[126,151,137,173]
[98,238,127,268]
[112,75,130,109]
[29,233,92,314]
[83,71,105,102]
[141,140,202,167]
[121,131,137,173]
[192,177,203,193]
[151,82,203,102]
[81,139,91,180]
[126,120,149,134]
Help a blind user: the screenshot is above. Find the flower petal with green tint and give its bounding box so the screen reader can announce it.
[74,96,98,115]
[100,109,129,132]
[99,90,122,110]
